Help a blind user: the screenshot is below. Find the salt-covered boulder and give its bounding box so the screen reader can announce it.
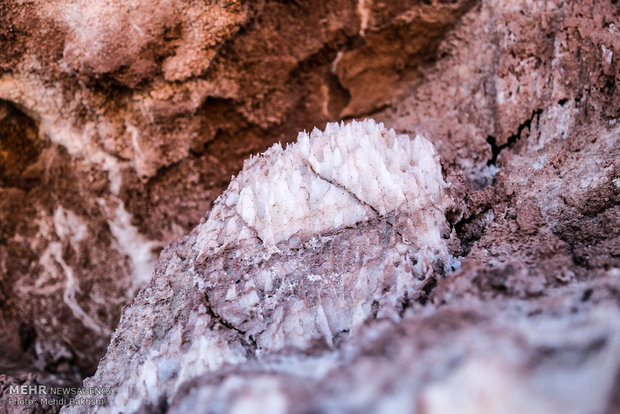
[67,119,451,412]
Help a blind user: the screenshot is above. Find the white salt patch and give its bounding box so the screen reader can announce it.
[307,274,323,282]
[357,0,371,36]
[532,154,548,171]
[331,51,344,74]
[316,302,333,347]
[236,142,369,247]
[128,123,151,178]
[301,120,446,215]
[602,45,613,65]
[157,359,179,382]
[228,377,289,414]
[176,335,246,389]
[235,119,447,249]
[136,359,159,406]
[100,199,159,297]
[53,206,88,246]
[448,256,462,272]
[421,358,555,414]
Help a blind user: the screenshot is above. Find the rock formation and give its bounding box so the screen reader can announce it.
[64,119,451,412]
[0,0,618,412]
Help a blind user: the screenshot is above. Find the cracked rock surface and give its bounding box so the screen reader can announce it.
[0,0,619,413]
[67,120,451,412]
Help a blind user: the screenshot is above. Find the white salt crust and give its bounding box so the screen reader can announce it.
[234,119,447,249]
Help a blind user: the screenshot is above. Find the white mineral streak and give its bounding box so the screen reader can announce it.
[0,74,158,293]
[101,199,160,298]
[12,209,111,336]
[43,242,111,336]
[53,206,89,247]
[357,0,371,36]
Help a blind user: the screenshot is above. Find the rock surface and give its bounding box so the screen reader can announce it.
[66,119,451,412]
[0,0,619,413]
[0,0,476,383]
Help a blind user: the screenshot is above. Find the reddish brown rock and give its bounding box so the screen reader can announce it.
[0,0,478,384]
[0,0,618,412]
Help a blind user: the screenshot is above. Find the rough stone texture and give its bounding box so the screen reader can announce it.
[164,291,620,414]
[0,0,619,412]
[64,120,451,413]
[0,0,476,384]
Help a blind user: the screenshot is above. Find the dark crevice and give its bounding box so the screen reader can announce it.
[566,239,592,270]
[487,108,543,166]
[485,135,501,166]
[327,72,352,117]
[332,328,350,346]
[453,208,493,257]
[340,103,393,122]
[575,90,583,102]
[0,100,45,189]
[18,322,37,355]
[371,300,380,319]
[397,292,411,317]
[415,277,438,306]
[203,293,257,356]
[581,288,593,302]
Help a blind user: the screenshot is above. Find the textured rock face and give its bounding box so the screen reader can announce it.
[0,0,476,383]
[0,0,619,412]
[67,120,450,412]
